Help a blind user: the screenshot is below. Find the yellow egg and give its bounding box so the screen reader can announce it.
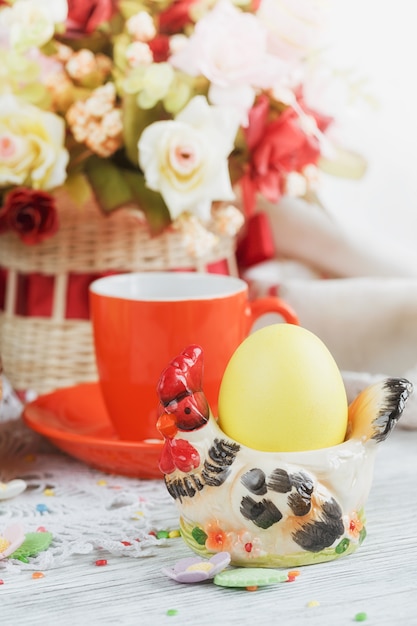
[217,324,348,452]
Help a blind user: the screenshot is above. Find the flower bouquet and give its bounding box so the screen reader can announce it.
[0,0,355,393]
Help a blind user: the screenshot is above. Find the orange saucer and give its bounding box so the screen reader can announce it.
[23,383,164,478]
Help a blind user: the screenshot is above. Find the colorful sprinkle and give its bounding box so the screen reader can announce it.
[166,609,178,616]
[95,559,108,567]
[354,612,368,622]
[286,570,300,582]
[156,530,169,539]
[0,580,4,585]
[43,488,55,497]
[307,600,320,608]
[32,572,45,579]
[121,541,132,546]
[245,585,258,592]
[36,526,48,533]
[96,480,107,486]
[244,542,253,553]
[168,530,181,538]
[35,504,49,514]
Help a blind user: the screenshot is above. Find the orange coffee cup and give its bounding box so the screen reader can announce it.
[89,272,298,441]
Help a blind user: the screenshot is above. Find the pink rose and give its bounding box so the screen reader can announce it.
[0,188,59,245]
[170,1,286,124]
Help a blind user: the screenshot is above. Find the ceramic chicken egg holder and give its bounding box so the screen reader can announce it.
[156,345,412,568]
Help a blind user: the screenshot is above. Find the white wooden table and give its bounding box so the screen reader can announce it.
[1,426,417,626]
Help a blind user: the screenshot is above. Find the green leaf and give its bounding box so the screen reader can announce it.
[122,170,171,235]
[10,532,53,562]
[319,147,368,180]
[119,0,147,20]
[191,527,208,546]
[85,157,134,212]
[335,537,350,554]
[84,158,171,234]
[121,92,167,165]
[64,173,93,207]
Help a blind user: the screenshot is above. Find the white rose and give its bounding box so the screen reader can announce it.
[0,94,69,190]
[0,0,67,51]
[138,96,239,221]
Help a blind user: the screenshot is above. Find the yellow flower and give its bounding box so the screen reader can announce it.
[0,94,69,191]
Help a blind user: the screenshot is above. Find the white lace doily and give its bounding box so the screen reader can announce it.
[0,378,179,573]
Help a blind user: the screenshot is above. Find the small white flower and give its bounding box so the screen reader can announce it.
[126,11,156,42]
[126,41,153,67]
[211,204,244,237]
[174,215,219,258]
[169,34,188,55]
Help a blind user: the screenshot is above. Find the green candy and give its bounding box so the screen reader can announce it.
[354,612,368,622]
[214,568,288,588]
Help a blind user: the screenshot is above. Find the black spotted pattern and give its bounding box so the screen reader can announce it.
[267,468,292,493]
[241,468,268,495]
[288,471,314,516]
[292,498,344,552]
[240,496,283,529]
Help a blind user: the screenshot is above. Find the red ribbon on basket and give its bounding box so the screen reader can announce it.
[0,261,231,320]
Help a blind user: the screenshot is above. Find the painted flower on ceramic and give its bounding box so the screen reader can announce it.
[204,522,233,553]
[0,523,25,559]
[0,0,354,254]
[346,511,366,541]
[162,551,231,583]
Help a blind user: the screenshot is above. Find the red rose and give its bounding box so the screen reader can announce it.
[148,35,171,63]
[65,0,117,36]
[0,188,59,245]
[241,96,324,213]
[158,0,197,34]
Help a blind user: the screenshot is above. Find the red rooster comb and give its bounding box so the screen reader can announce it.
[157,345,209,432]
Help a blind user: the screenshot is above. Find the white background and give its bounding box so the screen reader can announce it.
[318,1,417,272]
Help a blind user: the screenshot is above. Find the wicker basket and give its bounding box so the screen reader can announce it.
[0,191,238,394]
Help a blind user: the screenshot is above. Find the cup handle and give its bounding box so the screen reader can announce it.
[248,296,299,330]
